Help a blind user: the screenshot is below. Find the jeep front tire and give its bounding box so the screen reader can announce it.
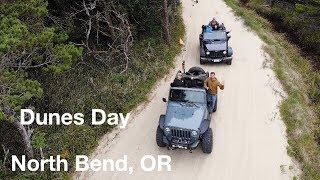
[201,128,213,154]
[156,126,166,147]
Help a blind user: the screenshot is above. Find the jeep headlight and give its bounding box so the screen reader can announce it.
[164,127,171,135]
[206,51,210,55]
[191,130,198,137]
[223,50,227,55]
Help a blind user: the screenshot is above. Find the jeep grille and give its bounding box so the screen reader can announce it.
[209,51,224,58]
[171,128,191,139]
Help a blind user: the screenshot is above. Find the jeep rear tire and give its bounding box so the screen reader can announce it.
[188,67,206,75]
[201,128,213,154]
[156,126,166,147]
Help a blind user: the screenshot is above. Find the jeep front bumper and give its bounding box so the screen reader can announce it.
[163,137,199,150]
[200,56,232,63]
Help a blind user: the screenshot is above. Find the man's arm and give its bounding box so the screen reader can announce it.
[218,80,224,90]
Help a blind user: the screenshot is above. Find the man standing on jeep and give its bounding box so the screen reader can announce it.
[209,18,219,30]
[171,72,185,87]
[204,72,224,112]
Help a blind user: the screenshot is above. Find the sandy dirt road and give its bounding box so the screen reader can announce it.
[75,0,296,179]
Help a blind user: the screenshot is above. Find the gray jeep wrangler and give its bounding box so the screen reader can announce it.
[156,67,214,154]
[199,25,233,65]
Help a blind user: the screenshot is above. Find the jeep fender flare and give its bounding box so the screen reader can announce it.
[159,114,165,129]
[199,119,211,134]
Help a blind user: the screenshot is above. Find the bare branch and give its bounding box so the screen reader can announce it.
[2,145,9,167]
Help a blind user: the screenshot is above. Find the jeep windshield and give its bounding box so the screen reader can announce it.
[169,88,206,104]
[203,31,226,43]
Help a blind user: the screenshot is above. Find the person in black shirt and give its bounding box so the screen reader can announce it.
[171,72,185,87]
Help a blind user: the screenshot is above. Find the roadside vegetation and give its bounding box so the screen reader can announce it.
[225,0,320,179]
[249,0,320,68]
[0,0,185,179]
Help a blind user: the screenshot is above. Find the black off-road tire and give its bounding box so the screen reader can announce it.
[226,59,232,65]
[156,126,166,147]
[201,128,213,154]
[188,66,206,75]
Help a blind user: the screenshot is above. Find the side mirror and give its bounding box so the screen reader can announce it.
[227,34,231,39]
[162,98,167,102]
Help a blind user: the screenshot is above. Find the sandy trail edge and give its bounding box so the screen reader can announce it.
[74,0,298,179]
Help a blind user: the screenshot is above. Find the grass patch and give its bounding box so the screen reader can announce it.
[223,0,320,179]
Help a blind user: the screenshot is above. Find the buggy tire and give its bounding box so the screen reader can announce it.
[156,126,166,147]
[188,67,206,75]
[201,128,213,154]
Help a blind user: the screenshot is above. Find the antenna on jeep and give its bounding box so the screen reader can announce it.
[182,61,185,73]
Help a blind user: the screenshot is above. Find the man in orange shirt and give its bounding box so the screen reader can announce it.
[204,72,224,113]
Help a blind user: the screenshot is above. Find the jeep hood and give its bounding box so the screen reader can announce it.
[205,42,227,51]
[164,101,206,130]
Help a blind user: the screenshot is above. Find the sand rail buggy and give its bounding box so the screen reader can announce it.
[199,25,233,65]
[156,66,214,154]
